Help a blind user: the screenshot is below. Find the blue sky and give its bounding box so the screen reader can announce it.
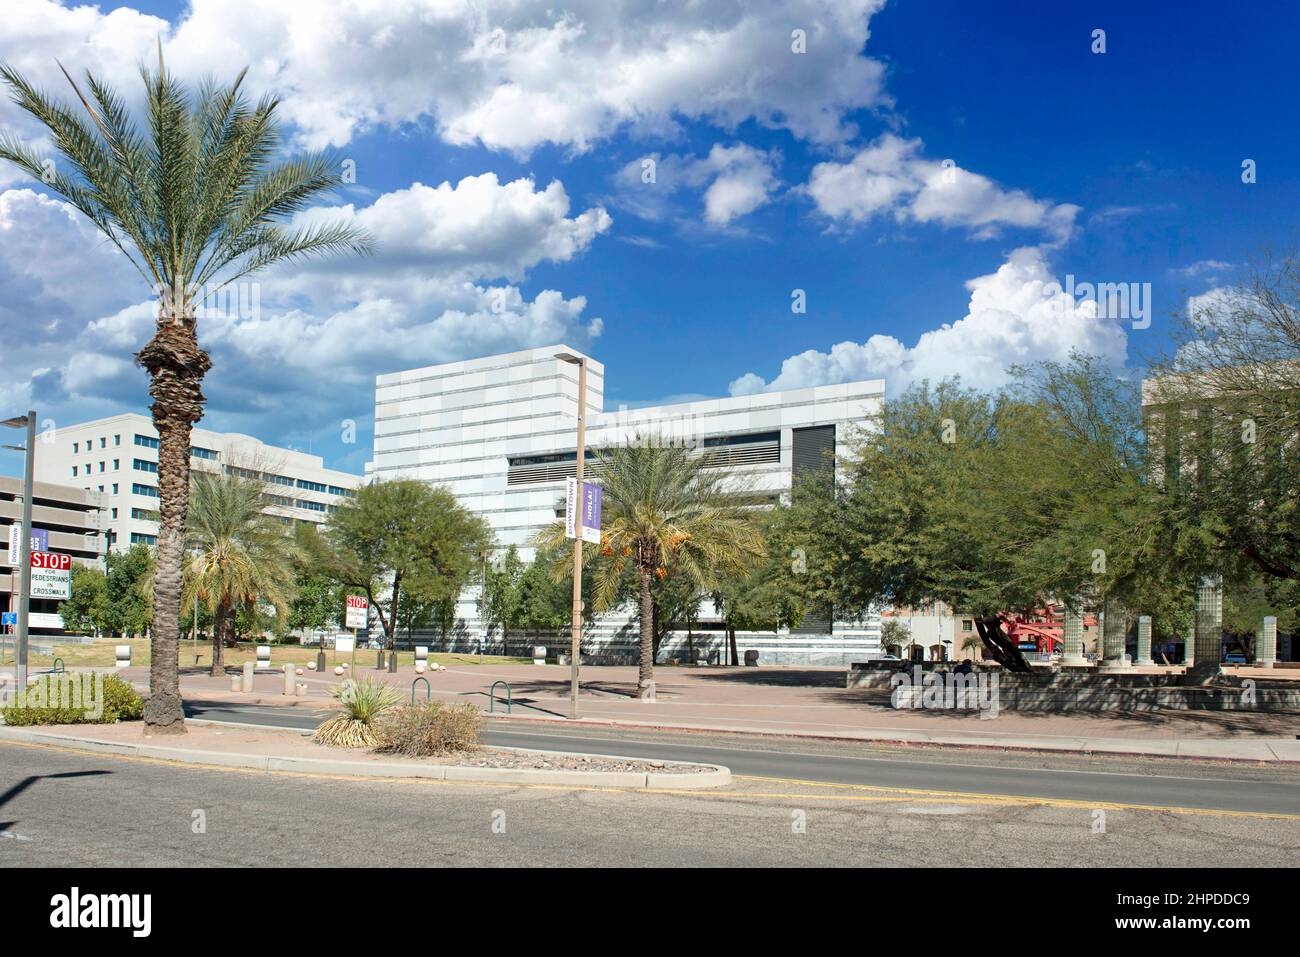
[1,0,1297,478]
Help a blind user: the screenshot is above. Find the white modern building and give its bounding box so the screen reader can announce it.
[368,345,886,664]
[34,413,363,552]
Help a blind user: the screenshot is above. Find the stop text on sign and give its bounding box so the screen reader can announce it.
[31,552,72,571]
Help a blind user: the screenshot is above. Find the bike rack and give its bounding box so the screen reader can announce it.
[489,680,512,714]
[51,657,65,674]
[411,676,430,705]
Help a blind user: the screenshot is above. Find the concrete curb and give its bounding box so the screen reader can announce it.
[0,725,732,789]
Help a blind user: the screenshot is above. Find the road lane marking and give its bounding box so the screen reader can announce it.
[4,737,1298,820]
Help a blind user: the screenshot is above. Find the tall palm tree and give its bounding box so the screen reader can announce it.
[185,470,300,677]
[536,438,764,700]
[0,54,371,731]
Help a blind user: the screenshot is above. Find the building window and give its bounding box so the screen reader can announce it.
[297,499,326,512]
[133,458,158,473]
[130,532,157,546]
[134,434,160,449]
[111,508,118,519]
[113,459,119,470]
[191,446,219,460]
[111,483,118,495]
[73,441,79,453]
[72,465,78,477]
[100,437,106,449]
[98,461,105,472]
[132,483,159,498]
[296,479,326,493]
[131,507,159,521]
[269,474,294,486]
[114,435,120,446]
[327,485,355,498]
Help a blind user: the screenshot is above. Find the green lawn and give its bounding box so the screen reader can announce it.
[3,638,530,671]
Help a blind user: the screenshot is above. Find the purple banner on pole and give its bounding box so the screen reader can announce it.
[580,483,602,544]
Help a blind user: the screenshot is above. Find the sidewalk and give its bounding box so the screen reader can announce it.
[148,661,1300,765]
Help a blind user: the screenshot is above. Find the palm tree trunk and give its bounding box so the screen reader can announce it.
[209,603,227,677]
[137,317,211,734]
[638,566,655,700]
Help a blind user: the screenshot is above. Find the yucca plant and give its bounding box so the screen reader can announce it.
[0,52,372,733]
[313,678,402,748]
[534,437,765,699]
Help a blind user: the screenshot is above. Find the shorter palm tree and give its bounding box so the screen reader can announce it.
[535,437,764,699]
[185,470,300,675]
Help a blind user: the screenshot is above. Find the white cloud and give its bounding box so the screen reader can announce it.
[614,143,780,227]
[805,134,1079,242]
[729,246,1128,396]
[1176,259,1233,279]
[290,173,611,285]
[2,0,889,154]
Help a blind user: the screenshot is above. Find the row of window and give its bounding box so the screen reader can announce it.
[73,435,122,454]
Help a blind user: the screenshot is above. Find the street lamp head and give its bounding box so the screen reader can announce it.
[554,352,584,365]
[0,415,30,429]
[1,444,26,452]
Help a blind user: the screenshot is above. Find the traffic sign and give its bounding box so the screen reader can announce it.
[344,594,369,630]
[29,550,71,600]
[1,612,16,626]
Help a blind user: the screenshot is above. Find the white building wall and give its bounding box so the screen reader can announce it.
[34,413,363,552]
[370,345,885,665]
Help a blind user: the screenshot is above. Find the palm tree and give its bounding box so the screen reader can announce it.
[0,54,372,731]
[536,438,764,700]
[185,470,300,677]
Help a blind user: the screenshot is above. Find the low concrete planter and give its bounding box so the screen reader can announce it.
[0,726,731,789]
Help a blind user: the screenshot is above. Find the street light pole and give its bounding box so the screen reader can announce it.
[2,411,36,692]
[556,353,587,720]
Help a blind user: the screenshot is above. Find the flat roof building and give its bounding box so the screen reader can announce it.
[368,344,886,664]
[1,476,107,637]
[32,413,363,553]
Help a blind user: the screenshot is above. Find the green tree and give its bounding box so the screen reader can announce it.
[711,517,804,665]
[1147,253,1300,586]
[0,57,372,731]
[482,545,525,654]
[184,471,300,676]
[535,439,764,698]
[517,547,579,645]
[59,564,110,635]
[323,479,493,653]
[779,362,1165,672]
[105,544,155,638]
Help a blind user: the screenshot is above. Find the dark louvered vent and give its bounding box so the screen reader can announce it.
[790,424,835,634]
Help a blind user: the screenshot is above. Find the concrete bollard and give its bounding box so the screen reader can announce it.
[295,682,308,697]
[639,680,656,702]
[283,664,295,696]
[241,660,254,693]
[229,674,240,692]
[115,645,131,668]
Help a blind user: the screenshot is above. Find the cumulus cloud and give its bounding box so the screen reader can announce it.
[614,143,780,227]
[1,0,889,154]
[729,246,1128,397]
[805,134,1079,242]
[0,176,606,450]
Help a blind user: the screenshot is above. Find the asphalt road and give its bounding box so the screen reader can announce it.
[184,699,1300,816]
[3,740,1299,867]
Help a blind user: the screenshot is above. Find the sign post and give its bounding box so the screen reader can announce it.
[345,595,368,673]
[557,352,595,719]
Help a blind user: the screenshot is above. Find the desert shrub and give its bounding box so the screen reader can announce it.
[1,673,143,726]
[374,701,483,756]
[313,677,401,748]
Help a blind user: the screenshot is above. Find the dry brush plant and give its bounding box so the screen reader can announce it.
[313,677,401,748]
[373,701,483,757]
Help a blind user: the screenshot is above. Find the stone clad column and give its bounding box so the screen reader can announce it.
[1187,575,1223,680]
[1062,608,1087,665]
[1098,596,1131,671]
[1258,616,1278,668]
[1136,615,1153,666]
